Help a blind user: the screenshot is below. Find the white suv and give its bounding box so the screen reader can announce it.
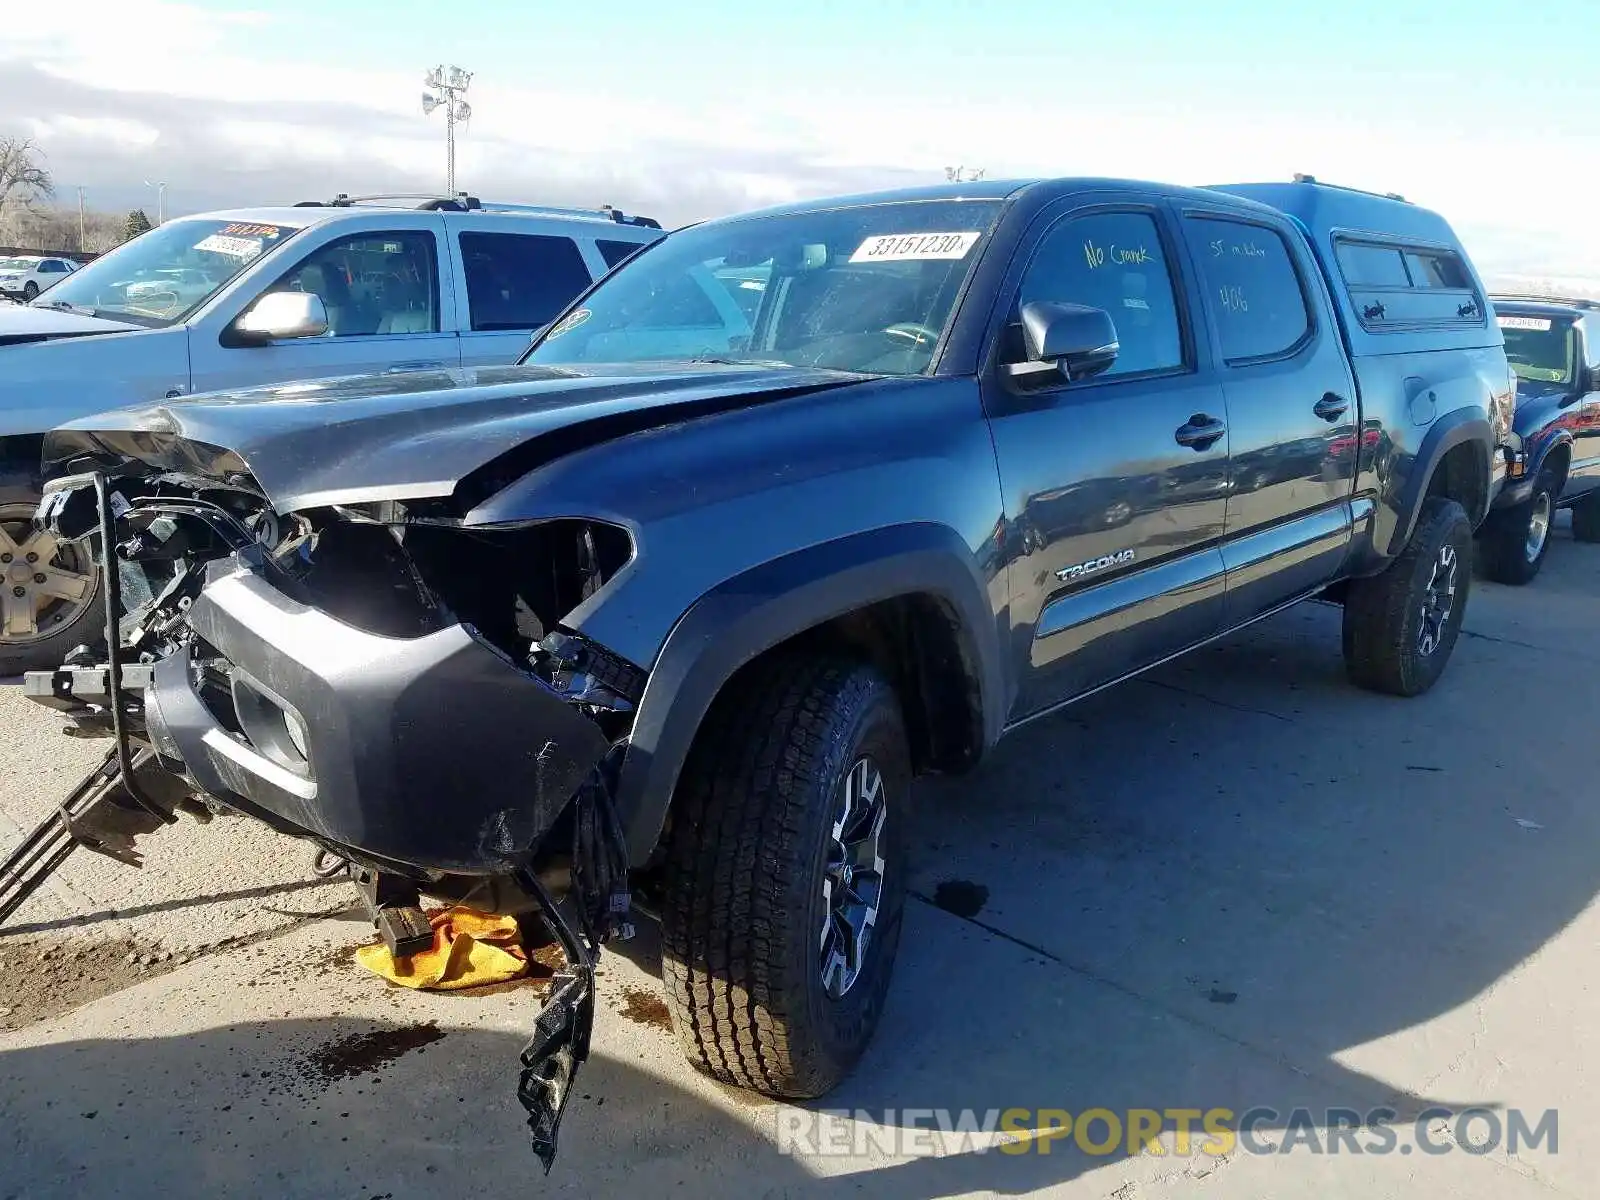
[0,255,79,301]
[0,192,664,672]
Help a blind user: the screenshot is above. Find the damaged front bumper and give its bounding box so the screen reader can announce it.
[16,476,639,1172]
[140,550,611,876]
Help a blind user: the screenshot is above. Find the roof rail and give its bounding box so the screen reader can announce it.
[1292,173,1409,203]
[470,200,663,229]
[293,192,482,210]
[1489,292,1600,311]
[291,192,662,227]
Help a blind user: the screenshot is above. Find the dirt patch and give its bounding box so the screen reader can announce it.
[615,985,672,1031]
[0,935,186,1031]
[302,1022,447,1085]
[931,879,990,919]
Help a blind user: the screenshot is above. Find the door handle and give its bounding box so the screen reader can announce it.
[385,360,447,373]
[1174,414,1226,450]
[1313,393,1349,422]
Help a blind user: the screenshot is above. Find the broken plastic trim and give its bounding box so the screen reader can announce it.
[92,471,179,829]
[516,866,595,1174]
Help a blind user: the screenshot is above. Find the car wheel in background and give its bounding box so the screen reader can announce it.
[1477,472,1555,586]
[0,486,104,677]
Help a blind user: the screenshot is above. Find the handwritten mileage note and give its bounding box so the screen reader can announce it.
[1209,237,1267,259]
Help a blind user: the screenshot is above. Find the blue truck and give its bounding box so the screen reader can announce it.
[1476,294,1600,583]
[5,173,1516,1166]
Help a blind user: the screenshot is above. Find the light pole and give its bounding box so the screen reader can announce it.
[76,187,85,249]
[142,180,167,224]
[422,66,473,195]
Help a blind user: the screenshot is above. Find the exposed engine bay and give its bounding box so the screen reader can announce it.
[2,463,649,1171]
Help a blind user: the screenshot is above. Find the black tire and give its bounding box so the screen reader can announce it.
[1477,474,1555,586]
[21,282,37,301]
[0,483,105,677]
[1342,496,1473,697]
[1571,494,1600,544]
[659,654,910,1098]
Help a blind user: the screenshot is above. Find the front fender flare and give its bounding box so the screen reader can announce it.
[613,523,1005,867]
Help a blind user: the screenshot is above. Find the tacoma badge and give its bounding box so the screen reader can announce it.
[1056,548,1136,582]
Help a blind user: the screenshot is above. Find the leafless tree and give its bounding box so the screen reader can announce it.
[0,137,55,225]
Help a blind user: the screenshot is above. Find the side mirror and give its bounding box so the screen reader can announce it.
[1007,301,1119,386]
[235,291,330,343]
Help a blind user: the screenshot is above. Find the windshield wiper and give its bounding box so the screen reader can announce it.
[32,300,97,317]
[687,355,791,367]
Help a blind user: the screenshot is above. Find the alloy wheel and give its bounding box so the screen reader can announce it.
[818,756,888,1001]
[1417,542,1459,657]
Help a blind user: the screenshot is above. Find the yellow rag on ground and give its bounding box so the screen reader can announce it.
[355,906,530,990]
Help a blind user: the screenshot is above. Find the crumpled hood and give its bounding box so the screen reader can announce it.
[0,303,144,344]
[44,362,867,514]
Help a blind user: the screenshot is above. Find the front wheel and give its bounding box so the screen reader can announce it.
[21,282,38,301]
[1477,474,1555,585]
[0,486,104,677]
[659,654,910,1098]
[1342,496,1473,697]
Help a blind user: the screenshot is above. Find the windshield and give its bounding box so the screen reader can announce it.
[524,199,1004,375]
[1498,313,1575,387]
[0,258,34,271]
[28,218,306,327]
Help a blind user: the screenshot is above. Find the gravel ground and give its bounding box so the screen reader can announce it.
[2,515,1598,1198]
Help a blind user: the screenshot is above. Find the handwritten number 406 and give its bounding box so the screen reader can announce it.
[1219,286,1248,313]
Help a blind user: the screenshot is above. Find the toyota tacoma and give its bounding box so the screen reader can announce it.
[4,174,1515,1167]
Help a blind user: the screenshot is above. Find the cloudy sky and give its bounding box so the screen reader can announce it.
[5,0,1599,291]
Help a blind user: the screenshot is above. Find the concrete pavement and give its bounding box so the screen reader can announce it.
[2,515,1597,1198]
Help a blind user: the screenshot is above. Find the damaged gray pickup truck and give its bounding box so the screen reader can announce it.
[2,175,1515,1168]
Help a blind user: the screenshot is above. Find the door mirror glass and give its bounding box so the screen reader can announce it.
[236,291,330,342]
[1008,300,1119,385]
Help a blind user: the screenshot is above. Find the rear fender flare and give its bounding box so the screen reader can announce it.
[612,523,1005,867]
[1386,409,1491,555]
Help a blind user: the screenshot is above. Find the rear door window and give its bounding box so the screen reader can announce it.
[1185,217,1312,362]
[459,232,595,331]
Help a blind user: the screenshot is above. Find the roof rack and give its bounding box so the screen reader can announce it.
[1488,292,1600,311]
[1292,173,1409,203]
[292,191,662,227]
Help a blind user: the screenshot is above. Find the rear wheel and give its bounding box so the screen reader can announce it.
[1571,494,1600,544]
[0,487,104,677]
[659,654,910,1098]
[1478,474,1555,585]
[1342,496,1473,697]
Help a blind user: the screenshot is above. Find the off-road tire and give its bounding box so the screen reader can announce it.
[1571,494,1600,543]
[0,483,105,677]
[1477,474,1554,586]
[1342,496,1473,697]
[658,654,910,1098]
